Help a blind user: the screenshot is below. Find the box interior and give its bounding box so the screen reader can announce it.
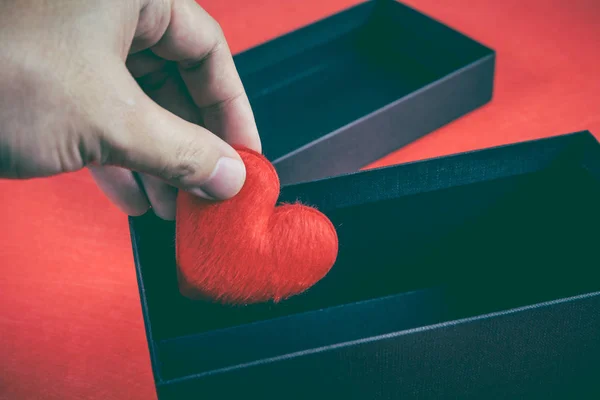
[130,133,600,381]
[234,0,492,162]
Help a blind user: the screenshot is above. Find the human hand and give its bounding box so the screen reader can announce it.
[0,0,261,220]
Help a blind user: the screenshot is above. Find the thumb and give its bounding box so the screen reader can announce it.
[96,71,247,201]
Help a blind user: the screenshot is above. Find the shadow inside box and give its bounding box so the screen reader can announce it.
[244,19,443,162]
[131,151,600,345]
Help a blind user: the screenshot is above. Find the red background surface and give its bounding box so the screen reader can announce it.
[1,0,599,399]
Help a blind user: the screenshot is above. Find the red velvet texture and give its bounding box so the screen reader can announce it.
[175,147,339,305]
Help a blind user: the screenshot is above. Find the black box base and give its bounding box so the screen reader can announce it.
[130,131,600,399]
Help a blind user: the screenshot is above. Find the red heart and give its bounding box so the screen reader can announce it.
[175,147,338,305]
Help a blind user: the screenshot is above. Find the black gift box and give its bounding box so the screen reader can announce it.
[235,0,495,185]
[130,131,600,399]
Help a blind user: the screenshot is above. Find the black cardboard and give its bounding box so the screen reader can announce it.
[130,131,600,399]
[234,0,495,185]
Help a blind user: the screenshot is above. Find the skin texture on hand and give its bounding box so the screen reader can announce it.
[0,0,261,220]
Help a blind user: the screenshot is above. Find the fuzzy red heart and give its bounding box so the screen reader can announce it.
[175,147,338,305]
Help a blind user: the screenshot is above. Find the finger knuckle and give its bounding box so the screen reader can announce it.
[208,16,225,41]
[163,142,209,184]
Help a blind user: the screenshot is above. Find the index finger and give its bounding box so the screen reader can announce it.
[152,0,261,152]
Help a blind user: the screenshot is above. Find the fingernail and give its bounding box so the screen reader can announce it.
[192,157,246,200]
